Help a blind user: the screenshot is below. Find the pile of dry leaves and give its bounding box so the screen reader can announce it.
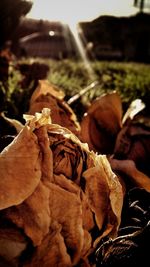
[0,80,150,267]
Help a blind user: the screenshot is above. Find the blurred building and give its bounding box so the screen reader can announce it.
[12,18,79,59]
[79,12,150,63]
[11,13,150,63]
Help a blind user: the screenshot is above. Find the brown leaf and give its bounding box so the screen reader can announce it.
[48,182,84,265]
[0,109,124,266]
[83,155,123,241]
[24,222,72,267]
[3,181,51,246]
[80,92,122,154]
[0,126,41,210]
[28,80,80,136]
[0,227,27,265]
[109,158,150,192]
[114,117,150,176]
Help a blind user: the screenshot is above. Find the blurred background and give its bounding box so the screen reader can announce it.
[0,0,150,121]
[1,0,150,62]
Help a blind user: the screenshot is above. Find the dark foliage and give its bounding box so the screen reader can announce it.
[96,188,150,267]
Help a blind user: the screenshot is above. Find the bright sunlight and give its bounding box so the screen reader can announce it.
[28,0,137,24]
[27,0,137,81]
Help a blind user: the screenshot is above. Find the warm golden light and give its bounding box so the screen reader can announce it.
[28,0,137,24]
[27,0,137,78]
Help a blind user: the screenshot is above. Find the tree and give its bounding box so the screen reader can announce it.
[0,0,33,47]
[134,0,150,12]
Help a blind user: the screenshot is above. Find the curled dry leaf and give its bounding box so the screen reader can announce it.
[0,126,41,210]
[114,116,150,177]
[28,79,81,136]
[3,181,51,246]
[0,108,124,266]
[109,158,150,193]
[24,222,72,267]
[80,91,123,154]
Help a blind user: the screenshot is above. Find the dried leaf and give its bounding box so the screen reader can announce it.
[0,109,124,266]
[28,80,80,136]
[114,116,150,176]
[122,99,145,124]
[0,126,41,210]
[80,92,122,154]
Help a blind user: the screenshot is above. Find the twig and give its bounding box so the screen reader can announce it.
[67,80,99,105]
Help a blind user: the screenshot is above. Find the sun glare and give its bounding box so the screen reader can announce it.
[27,0,137,80]
[28,0,137,25]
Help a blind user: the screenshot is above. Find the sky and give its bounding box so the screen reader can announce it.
[27,0,138,24]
